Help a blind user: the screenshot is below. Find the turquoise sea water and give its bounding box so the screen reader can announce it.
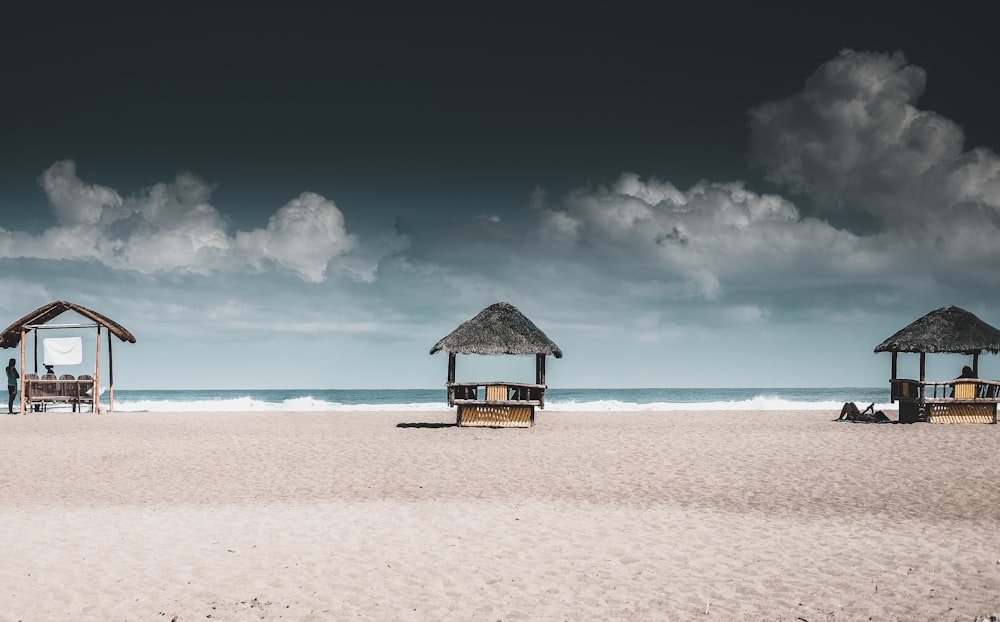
[97,387,891,413]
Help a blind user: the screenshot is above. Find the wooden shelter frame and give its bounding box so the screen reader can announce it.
[876,306,1000,424]
[884,351,998,423]
[2,301,135,415]
[443,352,550,427]
[19,322,108,414]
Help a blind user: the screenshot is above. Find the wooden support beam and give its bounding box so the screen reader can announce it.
[108,328,114,413]
[19,329,26,415]
[94,325,101,413]
[920,353,926,401]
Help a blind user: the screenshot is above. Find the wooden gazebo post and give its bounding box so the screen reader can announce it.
[94,325,101,414]
[108,328,114,413]
[19,328,26,415]
[919,352,926,401]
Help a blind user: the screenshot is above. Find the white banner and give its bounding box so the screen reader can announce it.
[43,337,83,366]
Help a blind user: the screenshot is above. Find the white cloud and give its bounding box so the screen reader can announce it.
[110,172,231,275]
[535,173,857,301]
[37,160,122,226]
[3,161,363,283]
[234,191,358,283]
[748,49,1000,225]
[742,48,1000,293]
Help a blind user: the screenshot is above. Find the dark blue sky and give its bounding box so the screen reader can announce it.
[5,3,996,229]
[2,3,999,389]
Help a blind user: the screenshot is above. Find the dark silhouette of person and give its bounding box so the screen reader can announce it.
[6,358,19,414]
[951,365,978,398]
[837,402,871,421]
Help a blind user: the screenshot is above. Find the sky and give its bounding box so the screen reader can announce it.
[2,3,999,390]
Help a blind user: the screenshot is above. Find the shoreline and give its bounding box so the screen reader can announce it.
[30,386,899,414]
[1,409,996,620]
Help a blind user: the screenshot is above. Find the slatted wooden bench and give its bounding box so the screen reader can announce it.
[24,375,96,412]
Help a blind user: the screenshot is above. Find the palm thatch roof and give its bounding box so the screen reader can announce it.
[874,305,1000,355]
[430,302,563,358]
[0,300,137,349]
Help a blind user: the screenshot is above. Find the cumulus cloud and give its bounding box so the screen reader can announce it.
[740,48,1000,300]
[2,161,361,282]
[748,49,1000,225]
[535,172,861,301]
[37,160,123,226]
[234,191,357,283]
[112,172,232,274]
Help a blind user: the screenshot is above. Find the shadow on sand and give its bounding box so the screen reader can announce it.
[396,422,456,429]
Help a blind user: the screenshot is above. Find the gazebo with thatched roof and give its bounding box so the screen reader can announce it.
[1,300,136,414]
[430,301,562,427]
[875,305,1000,423]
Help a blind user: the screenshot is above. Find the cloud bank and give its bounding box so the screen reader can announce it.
[533,174,860,302]
[5,49,1000,317]
[5,48,1000,390]
[520,49,1000,314]
[2,160,359,282]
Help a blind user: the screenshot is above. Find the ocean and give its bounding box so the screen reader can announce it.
[94,387,893,413]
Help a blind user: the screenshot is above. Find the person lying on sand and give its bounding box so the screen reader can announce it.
[837,402,890,423]
[838,402,868,420]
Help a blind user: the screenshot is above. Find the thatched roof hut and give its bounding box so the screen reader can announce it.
[430,301,562,358]
[875,305,1000,423]
[1,300,136,414]
[430,302,562,427]
[874,305,1000,355]
[0,300,136,348]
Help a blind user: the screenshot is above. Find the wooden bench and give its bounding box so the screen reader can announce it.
[24,375,96,412]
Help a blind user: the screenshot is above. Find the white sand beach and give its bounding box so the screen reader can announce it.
[1,409,998,621]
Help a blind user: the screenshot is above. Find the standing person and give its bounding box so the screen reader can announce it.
[6,358,19,414]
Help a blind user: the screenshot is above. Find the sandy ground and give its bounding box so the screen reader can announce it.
[0,408,998,621]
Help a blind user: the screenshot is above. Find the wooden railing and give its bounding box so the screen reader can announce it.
[447,381,547,408]
[890,378,1000,402]
[924,379,1000,401]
